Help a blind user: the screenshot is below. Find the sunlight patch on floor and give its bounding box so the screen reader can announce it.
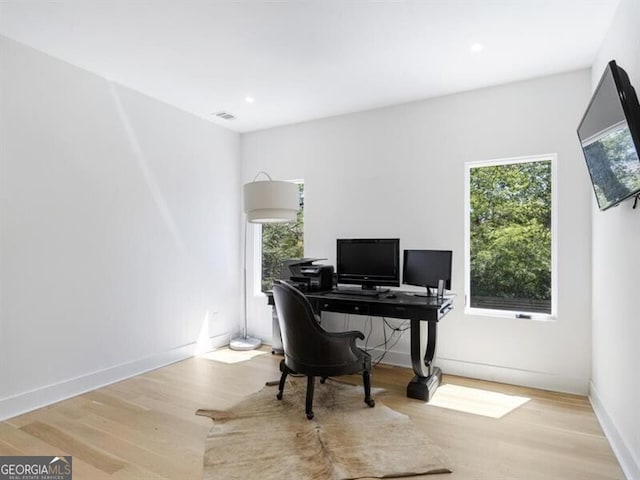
[428,384,530,418]
[198,347,268,364]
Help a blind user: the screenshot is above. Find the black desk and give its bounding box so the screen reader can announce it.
[268,290,454,401]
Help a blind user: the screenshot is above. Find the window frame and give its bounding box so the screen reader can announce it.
[464,154,558,321]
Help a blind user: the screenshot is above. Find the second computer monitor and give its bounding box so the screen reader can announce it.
[403,249,452,293]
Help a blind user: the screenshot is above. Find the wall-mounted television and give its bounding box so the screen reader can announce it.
[577,60,640,211]
[336,238,400,290]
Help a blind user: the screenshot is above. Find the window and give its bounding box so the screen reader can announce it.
[261,182,304,292]
[465,155,556,318]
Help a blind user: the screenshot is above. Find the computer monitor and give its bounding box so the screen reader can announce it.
[336,238,400,291]
[403,249,452,296]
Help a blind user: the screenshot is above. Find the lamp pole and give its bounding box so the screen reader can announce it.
[229,216,261,350]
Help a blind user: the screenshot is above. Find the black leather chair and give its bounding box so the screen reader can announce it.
[272,280,375,419]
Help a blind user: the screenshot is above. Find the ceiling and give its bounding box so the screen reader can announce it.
[0,0,620,133]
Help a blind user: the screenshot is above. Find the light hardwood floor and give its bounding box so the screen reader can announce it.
[0,348,625,479]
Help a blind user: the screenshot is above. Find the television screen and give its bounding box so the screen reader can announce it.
[403,250,452,291]
[336,238,400,289]
[578,60,640,211]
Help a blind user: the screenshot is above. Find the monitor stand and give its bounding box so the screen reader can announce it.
[363,286,390,294]
[412,287,435,297]
[412,280,446,298]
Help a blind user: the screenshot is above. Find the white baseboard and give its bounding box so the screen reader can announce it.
[589,381,639,480]
[0,333,231,421]
[365,348,589,395]
[436,357,589,395]
[366,346,413,369]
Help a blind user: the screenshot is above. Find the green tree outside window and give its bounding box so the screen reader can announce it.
[468,159,553,314]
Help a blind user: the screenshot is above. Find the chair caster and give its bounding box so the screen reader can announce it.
[365,398,375,408]
[277,392,283,400]
[306,411,314,420]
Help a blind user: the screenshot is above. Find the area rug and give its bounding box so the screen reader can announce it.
[196,378,452,480]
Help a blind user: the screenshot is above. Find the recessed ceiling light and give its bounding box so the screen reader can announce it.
[470,43,484,53]
[245,96,255,103]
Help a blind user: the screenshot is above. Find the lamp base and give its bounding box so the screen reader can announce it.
[229,336,262,351]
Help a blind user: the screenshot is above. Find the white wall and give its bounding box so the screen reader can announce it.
[242,69,594,394]
[0,36,241,420]
[589,0,640,477]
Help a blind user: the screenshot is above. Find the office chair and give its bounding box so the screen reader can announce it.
[272,280,375,419]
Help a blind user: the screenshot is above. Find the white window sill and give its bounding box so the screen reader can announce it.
[464,307,556,322]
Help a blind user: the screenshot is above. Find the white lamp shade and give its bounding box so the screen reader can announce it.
[243,180,299,223]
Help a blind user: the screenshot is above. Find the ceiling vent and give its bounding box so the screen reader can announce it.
[214,111,236,121]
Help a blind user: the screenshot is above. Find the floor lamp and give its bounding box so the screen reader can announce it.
[229,172,299,351]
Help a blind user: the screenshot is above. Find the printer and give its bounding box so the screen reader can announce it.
[280,258,334,292]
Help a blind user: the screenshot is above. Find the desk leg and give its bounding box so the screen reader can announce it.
[406,319,441,401]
